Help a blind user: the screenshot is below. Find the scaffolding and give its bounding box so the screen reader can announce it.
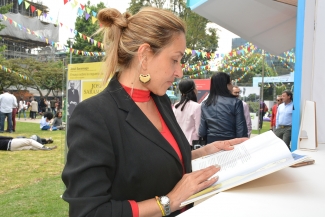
[0,0,59,60]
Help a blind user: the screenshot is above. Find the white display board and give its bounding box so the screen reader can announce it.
[299,100,317,150]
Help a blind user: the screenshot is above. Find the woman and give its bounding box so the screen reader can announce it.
[199,72,248,143]
[62,7,247,217]
[18,97,27,120]
[52,111,65,130]
[30,99,38,120]
[173,79,201,147]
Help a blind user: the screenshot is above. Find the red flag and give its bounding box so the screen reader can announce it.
[31,5,36,13]
[80,4,85,10]
[64,0,68,5]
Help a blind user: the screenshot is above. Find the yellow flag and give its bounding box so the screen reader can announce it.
[91,16,98,24]
[37,9,42,17]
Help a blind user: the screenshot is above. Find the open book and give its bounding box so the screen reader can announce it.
[181,131,310,206]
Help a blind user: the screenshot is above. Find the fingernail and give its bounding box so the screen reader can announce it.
[215,165,220,169]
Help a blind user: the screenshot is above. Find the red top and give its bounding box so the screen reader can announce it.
[271,104,278,127]
[122,85,184,217]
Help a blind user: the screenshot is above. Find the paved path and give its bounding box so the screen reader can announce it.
[16,118,41,124]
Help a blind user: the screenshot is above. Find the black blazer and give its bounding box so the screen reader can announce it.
[62,77,192,217]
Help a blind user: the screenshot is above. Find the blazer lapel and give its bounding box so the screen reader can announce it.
[108,78,181,165]
[152,95,192,173]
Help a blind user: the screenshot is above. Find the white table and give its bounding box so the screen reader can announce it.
[178,144,325,217]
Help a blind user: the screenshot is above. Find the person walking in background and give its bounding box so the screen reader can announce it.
[18,97,27,120]
[199,72,248,143]
[232,86,252,137]
[0,89,17,133]
[50,98,57,115]
[55,98,61,113]
[173,79,201,148]
[27,96,33,119]
[6,91,18,132]
[61,7,247,217]
[271,95,283,131]
[39,98,47,115]
[259,100,268,129]
[275,90,294,150]
[30,99,38,120]
[46,98,51,112]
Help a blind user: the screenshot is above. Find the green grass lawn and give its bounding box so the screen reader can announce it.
[251,121,271,135]
[0,121,68,216]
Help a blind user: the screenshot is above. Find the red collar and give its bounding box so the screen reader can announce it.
[122,84,151,102]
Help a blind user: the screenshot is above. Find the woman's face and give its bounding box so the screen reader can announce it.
[144,33,186,96]
[58,112,62,118]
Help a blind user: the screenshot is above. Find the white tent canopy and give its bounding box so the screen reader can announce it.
[188,0,297,54]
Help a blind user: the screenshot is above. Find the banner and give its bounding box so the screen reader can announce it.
[193,79,211,103]
[67,62,106,117]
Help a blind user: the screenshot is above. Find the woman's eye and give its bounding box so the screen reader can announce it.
[173,60,178,63]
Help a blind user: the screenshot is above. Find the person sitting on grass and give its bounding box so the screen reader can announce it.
[0,135,57,151]
[40,112,57,131]
[52,111,65,130]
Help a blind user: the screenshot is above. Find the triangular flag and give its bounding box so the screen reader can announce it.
[71,2,77,9]
[78,32,82,38]
[91,16,97,24]
[64,0,69,5]
[87,37,90,42]
[9,19,12,24]
[31,5,36,13]
[78,8,83,16]
[24,1,30,9]
[80,4,85,10]
[37,9,42,16]
[93,40,97,46]
[3,15,7,20]
[13,21,17,27]
[85,13,90,20]
[18,0,23,5]
[92,11,97,17]
[86,7,91,14]
[43,13,47,18]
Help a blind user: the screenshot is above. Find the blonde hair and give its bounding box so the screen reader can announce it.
[97,7,186,83]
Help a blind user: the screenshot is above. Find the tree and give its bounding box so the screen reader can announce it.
[68,1,106,63]
[5,58,64,98]
[0,3,14,91]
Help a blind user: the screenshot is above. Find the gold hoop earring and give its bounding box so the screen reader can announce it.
[139,74,151,84]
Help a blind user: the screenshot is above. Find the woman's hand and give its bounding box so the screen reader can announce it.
[203,137,248,156]
[192,137,248,160]
[167,165,220,212]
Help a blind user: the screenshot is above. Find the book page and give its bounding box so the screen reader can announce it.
[182,131,309,206]
[192,131,292,184]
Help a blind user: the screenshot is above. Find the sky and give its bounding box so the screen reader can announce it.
[35,0,238,55]
[39,0,132,43]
